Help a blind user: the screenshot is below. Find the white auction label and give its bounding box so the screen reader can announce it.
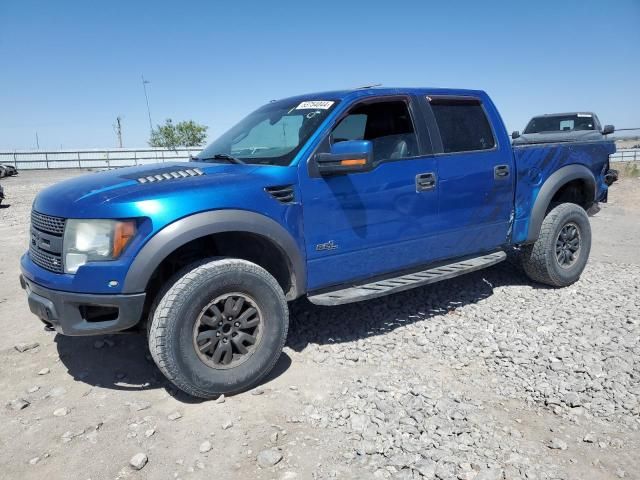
[295,101,334,110]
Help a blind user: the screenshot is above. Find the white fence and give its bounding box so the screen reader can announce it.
[610,148,639,163]
[0,146,637,171]
[0,148,202,170]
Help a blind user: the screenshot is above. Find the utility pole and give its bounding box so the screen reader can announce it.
[114,116,123,148]
[35,132,40,149]
[141,75,153,134]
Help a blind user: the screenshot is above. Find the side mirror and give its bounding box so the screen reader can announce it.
[602,125,615,135]
[315,140,374,176]
[511,131,520,139]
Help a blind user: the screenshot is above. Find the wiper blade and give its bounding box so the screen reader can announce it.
[199,153,245,165]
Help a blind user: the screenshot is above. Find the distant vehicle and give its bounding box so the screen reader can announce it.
[512,112,614,145]
[0,164,18,178]
[20,87,617,398]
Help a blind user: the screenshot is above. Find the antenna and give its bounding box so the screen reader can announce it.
[355,83,382,89]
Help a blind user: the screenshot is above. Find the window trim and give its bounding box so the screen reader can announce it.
[423,95,499,156]
[306,94,433,178]
[327,95,427,164]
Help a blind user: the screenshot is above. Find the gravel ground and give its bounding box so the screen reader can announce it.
[0,170,638,480]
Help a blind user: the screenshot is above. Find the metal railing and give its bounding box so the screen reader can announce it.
[0,147,202,170]
[610,148,639,163]
[1,146,637,170]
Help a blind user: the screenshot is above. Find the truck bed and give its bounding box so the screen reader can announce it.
[511,140,615,244]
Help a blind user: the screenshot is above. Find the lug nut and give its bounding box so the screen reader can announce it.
[234,322,240,327]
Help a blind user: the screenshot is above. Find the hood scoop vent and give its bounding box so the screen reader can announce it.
[134,167,205,184]
[265,185,295,204]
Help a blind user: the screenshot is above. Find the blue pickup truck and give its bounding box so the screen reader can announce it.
[20,88,617,398]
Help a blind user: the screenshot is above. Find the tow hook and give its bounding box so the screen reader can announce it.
[604,169,618,186]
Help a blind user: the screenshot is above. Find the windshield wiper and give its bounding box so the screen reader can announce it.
[198,153,245,165]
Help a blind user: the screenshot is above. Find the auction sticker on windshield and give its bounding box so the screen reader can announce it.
[295,101,334,110]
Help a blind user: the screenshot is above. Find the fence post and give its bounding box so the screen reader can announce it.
[106,151,110,169]
[13,152,17,168]
[77,152,81,169]
[134,151,138,166]
[45,152,49,169]
[161,150,165,163]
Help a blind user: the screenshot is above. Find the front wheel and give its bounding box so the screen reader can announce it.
[148,258,289,399]
[520,203,592,287]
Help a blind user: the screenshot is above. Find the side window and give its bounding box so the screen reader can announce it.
[429,98,496,153]
[332,114,367,142]
[332,100,418,162]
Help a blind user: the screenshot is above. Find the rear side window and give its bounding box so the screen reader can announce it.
[429,97,496,153]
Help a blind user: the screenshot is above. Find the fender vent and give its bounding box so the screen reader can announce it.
[136,167,204,184]
[265,185,295,204]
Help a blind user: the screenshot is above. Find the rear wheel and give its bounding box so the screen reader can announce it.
[148,258,289,399]
[521,203,591,287]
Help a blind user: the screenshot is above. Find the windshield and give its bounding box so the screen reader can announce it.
[196,99,339,166]
[524,114,596,134]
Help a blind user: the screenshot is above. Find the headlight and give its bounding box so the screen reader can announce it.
[63,219,136,273]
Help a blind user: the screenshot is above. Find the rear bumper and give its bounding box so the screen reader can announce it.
[19,275,145,336]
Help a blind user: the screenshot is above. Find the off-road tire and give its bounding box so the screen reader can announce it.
[521,203,591,287]
[148,258,289,399]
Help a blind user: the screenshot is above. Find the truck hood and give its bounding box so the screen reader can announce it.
[31,162,287,219]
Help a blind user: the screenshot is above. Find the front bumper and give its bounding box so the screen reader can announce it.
[20,275,145,336]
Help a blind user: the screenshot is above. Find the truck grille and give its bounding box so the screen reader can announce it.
[30,211,65,273]
[29,244,64,273]
[31,211,66,235]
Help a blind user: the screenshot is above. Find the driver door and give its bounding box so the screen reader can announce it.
[298,96,440,291]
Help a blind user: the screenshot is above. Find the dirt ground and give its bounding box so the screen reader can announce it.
[0,169,638,480]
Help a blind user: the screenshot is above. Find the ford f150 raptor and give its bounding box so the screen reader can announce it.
[20,88,617,398]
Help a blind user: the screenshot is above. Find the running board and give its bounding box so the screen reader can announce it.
[307,251,506,306]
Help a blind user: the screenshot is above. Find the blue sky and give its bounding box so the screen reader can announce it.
[1,0,638,150]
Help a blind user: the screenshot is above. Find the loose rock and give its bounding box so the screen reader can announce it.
[53,407,70,417]
[548,438,568,450]
[7,398,30,411]
[257,448,283,468]
[129,452,148,470]
[15,342,39,352]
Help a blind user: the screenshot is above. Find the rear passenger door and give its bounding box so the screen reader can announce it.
[424,95,514,259]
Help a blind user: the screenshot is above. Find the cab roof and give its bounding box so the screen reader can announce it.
[272,87,489,104]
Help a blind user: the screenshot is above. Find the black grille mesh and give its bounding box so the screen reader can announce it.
[29,244,64,273]
[31,211,66,235]
[30,210,66,272]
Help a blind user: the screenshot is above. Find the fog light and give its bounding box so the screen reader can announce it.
[65,253,88,273]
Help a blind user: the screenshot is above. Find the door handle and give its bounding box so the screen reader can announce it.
[494,165,510,179]
[416,172,436,192]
